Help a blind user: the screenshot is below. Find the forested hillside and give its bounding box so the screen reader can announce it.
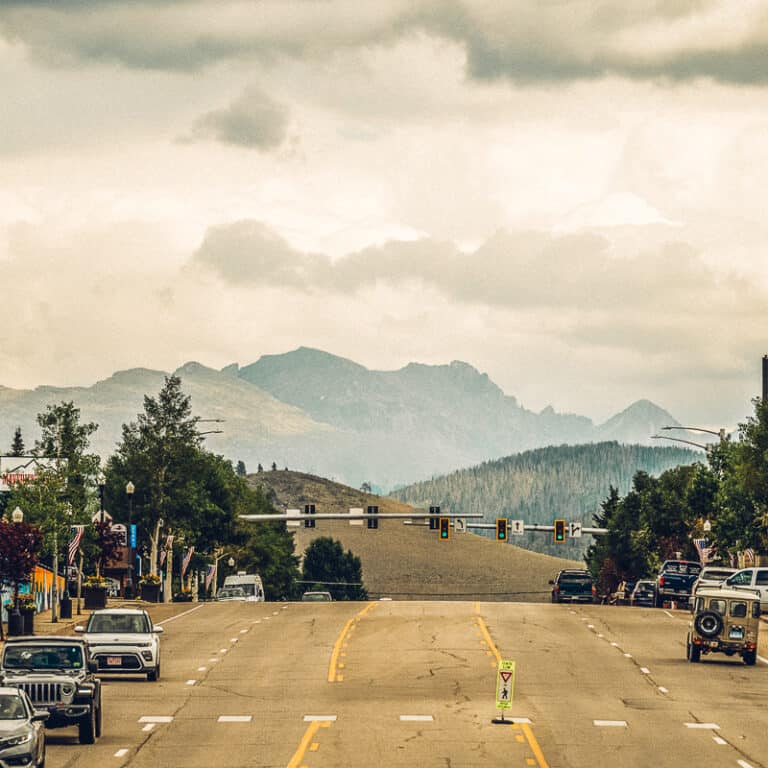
[390,442,700,557]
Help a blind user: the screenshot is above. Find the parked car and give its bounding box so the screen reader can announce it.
[629,580,656,607]
[655,560,702,607]
[691,566,737,598]
[0,636,102,744]
[301,591,333,602]
[549,570,595,603]
[0,686,48,767]
[686,587,760,664]
[76,607,163,681]
[724,567,768,612]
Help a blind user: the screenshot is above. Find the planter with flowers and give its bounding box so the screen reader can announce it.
[13,594,36,634]
[139,574,161,603]
[83,576,108,610]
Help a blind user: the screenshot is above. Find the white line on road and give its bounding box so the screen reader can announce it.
[218,715,252,722]
[758,655,768,665]
[684,723,720,729]
[663,610,675,619]
[139,716,173,723]
[157,604,205,623]
[142,724,155,732]
[208,658,219,663]
[230,638,238,643]
[400,715,434,721]
[240,629,248,633]
[587,624,595,629]
[594,720,627,727]
[597,633,604,638]
[737,761,755,768]
[640,667,650,674]
[624,653,633,658]
[658,687,669,694]
[114,749,129,757]
[610,642,619,647]
[197,667,207,672]
[303,715,338,722]
[508,717,532,724]
[713,736,727,745]
[219,649,228,653]
[186,679,197,685]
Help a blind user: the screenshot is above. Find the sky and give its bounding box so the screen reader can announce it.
[2,0,767,430]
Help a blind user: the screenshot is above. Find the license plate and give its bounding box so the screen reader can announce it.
[106,656,122,666]
[729,628,744,640]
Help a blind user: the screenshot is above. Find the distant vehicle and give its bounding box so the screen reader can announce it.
[655,560,701,607]
[0,686,48,767]
[691,566,737,598]
[221,573,265,602]
[549,570,595,604]
[0,636,102,744]
[76,608,163,681]
[686,587,760,664]
[724,568,768,611]
[629,580,656,607]
[301,591,333,602]
[216,587,247,602]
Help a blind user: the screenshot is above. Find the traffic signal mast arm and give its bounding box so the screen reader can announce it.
[239,512,484,521]
[465,522,608,534]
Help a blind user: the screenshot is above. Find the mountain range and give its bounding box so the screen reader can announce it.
[0,347,683,490]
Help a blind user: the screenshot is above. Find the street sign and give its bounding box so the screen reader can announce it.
[454,518,466,534]
[569,521,583,538]
[349,507,364,526]
[510,519,524,536]
[495,660,516,710]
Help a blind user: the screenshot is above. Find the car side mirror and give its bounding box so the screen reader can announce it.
[74,626,85,633]
[153,626,164,634]
[32,710,49,722]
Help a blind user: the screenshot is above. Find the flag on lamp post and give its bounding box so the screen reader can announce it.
[68,525,86,566]
[204,564,215,591]
[693,538,714,564]
[181,546,195,580]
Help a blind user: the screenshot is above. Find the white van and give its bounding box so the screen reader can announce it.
[221,572,265,602]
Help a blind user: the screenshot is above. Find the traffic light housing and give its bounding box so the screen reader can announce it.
[429,505,440,530]
[367,505,379,530]
[439,517,450,540]
[554,519,566,543]
[304,504,316,529]
[496,518,508,541]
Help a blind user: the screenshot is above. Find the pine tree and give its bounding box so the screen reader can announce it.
[10,426,25,456]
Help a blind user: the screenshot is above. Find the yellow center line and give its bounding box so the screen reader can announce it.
[475,616,501,664]
[286,721,322,768]
[327,602,377,682]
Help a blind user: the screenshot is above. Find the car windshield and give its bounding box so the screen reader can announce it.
[218,588,245,599]
[302,593,331,601]
[559,574,592,584]
[87,614,150,633]
[701,569,733,580]
[3,644,84,670]
[665,562,701,575]
[0,694,25,720]
[224,583,255,596]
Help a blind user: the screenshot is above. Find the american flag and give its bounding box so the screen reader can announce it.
[159,533,174,567]
[744,548,755,565]
[204,564,215,591]
[693,538,714,564]
[68,525,86,565]
[181,546,195,579]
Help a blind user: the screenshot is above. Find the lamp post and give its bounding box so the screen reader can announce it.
[97,472,106,524]
[8,508,24,636]
[125,481,135,599]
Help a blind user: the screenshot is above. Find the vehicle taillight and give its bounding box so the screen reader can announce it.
[553,585,560,593]
[591,585,596,595]
[659,576,665,588]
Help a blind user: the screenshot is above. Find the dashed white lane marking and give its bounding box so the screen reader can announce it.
[663,610,675,619]
[713,736,727,745]
[610,642,619,647]
[253,620,261,624]
[218,715,252,722]
[597,633,605,638]
[738,760,755,768]
[400,715,434,722]
[197,667,207,672]
[142,724,155,733]
[240,629,248,634]
[114,749,129,757]
[758,655,768,665]
[303,715,337,722]
[186,680,196,686]
[159,604,205,623]
[208,658,219,663]
[264,616,271,620]
[508,717,532,724]
[139,716,173,723]
[624,653,633,658]
[230,638,239,643]
[640,667,650,674]
[272,611,279,615]
[658,687,669,694]
[587,624,595,629]
[684,723,720,729]
[219,649,228,654]
[594,720,627,727]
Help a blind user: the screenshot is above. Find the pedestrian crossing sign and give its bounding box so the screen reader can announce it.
[495,660,516,709]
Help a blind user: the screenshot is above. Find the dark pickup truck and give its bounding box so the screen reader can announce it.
[550,569,595,603]
[655,560,702,607]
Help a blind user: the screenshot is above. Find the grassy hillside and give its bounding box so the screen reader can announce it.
[246,469,583,602]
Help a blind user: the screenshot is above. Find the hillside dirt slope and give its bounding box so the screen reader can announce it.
[247,470,585,601]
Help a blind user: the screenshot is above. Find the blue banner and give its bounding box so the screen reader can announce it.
[130,524,137,548]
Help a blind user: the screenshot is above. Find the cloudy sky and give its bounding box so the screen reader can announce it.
[2,0,767,429]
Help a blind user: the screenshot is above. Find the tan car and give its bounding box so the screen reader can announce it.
[686,587,761,665]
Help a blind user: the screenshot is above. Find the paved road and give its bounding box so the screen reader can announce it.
[41,600,768,768]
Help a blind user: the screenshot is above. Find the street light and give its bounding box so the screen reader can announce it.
[7,509,25,636]
[651,434,708,450]
[97,473,106,524]
[227,557,235,568]
[11,507,23,523]
[125,481,135,599]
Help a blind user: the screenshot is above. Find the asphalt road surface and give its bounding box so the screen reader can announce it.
[43,600,768,768]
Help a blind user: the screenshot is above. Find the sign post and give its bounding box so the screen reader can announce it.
[492,659,516,724]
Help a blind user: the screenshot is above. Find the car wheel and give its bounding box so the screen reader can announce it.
[687,638,701,663]
[38,743,46,768]
[79,707,97,744]
[95,701,102,738]
[693,610,723,638]
[148,665,159,681]
[744,649,757,666]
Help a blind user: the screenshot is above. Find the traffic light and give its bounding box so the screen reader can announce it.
[304,504,316,529]
[554,519,566,543]
[429,505,440,530]
[439,517,450,540]
[496,518,508,541]
[367,505,379,530]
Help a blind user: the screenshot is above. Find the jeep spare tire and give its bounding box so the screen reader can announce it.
[694,610,723,638]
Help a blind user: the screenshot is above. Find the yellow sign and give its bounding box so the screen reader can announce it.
[495,660,516,709]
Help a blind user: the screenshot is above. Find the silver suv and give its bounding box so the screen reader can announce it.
[76,608,163,681]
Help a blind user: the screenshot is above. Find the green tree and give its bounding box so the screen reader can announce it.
[0,519,42,640]
[10,426,25,457]
[301,537,367,600]
[236,460,247,477]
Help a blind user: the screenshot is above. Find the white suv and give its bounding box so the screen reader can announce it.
[76,608,163,681]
